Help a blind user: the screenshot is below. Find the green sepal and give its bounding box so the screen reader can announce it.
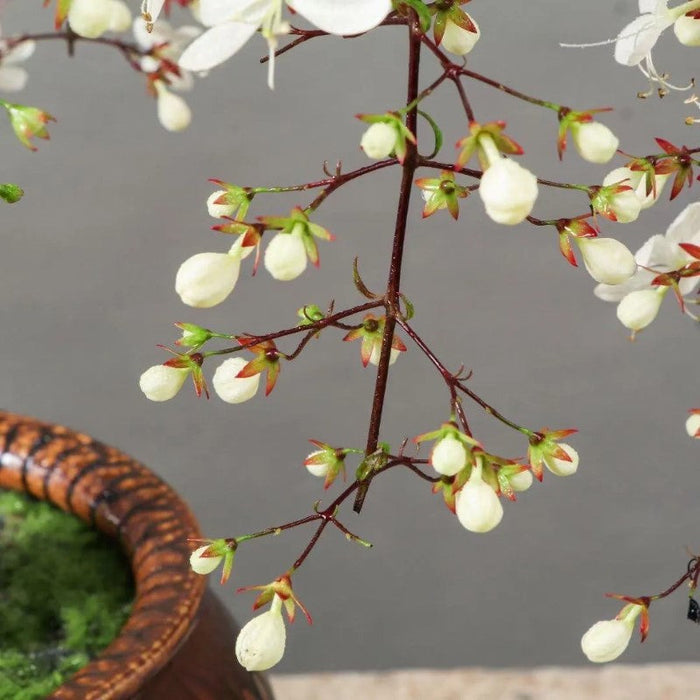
[393,0,432,32]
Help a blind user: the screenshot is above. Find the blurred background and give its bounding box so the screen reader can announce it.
[1,0,699,673]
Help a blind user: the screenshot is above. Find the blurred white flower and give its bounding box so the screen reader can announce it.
[179,0,391,88]
[68,0,131,39]
[0,26,35,92]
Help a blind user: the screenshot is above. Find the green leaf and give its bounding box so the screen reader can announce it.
[0,183,24,203]
[417,109,443,159]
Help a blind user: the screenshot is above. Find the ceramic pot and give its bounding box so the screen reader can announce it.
[0,411,274,700]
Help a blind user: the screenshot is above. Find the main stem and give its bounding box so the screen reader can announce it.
[353,17,422,513]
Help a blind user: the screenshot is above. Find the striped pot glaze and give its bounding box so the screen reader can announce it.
[0,411,273,700]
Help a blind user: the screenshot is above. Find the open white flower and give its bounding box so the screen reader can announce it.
[615,0,699,94]
[595,202,700,329]
[581,604,644,663]
[179,0,391,88]
[235,594,287,671]
[0,26,35,92]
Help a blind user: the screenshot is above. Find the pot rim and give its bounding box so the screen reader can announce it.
[0,411,206,700]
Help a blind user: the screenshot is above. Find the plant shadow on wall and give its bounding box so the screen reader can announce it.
[0,0,699,677]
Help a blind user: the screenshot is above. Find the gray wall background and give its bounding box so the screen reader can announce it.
[2,0,699,674]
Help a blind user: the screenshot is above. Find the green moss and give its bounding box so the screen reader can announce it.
[0,490,134,700]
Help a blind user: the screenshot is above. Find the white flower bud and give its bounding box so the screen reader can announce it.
[616,288,666,331]
[212,357,260,404]
[509,469,533,492]
[478,159,539,225]
[600,171,642,223]
[264,226,308,281]
[686,413,700,438]
[155,82,192,132]
[674,15,700,46]
[175,241,246,308]
[455,460,503,533]
[431,435,467,476]
[68,0,130,38]
[189,545,223,575]
[139,364,189,401]
[305,450,331,478]
[441,16,480,55]
[543,443,579,477]
[207,190,237,218]
[235,595,286,672]
[605,167,669,210]
[107,0,132,32]
[360,122,397,159]
[575,237,637,285]
[368,344,400,367]
[570,122,619,164]
[581,605,642,663]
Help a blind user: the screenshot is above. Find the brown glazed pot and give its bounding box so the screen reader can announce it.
[0,411,275,700]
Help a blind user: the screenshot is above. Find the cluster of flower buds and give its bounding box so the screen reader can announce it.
[595,201,700,335]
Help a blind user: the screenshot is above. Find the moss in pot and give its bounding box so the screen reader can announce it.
[0,490,134,699]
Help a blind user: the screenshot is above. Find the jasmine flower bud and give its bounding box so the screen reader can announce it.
[570,122,619,164]
[575,237,636,285]
[235,595,286,672]
[139,364,190,401]
[212,357,260,404]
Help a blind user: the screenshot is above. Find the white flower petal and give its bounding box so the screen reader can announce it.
[581,619,634,663]
[0,66,28,92]
[664,201,700,247]
[236,600,287,671]
[5,40,35,64]
[213,357,260,404]
[289,0,391,35]
[144,0,167,23]
[178,21,259,71]
[614,14,668,66]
